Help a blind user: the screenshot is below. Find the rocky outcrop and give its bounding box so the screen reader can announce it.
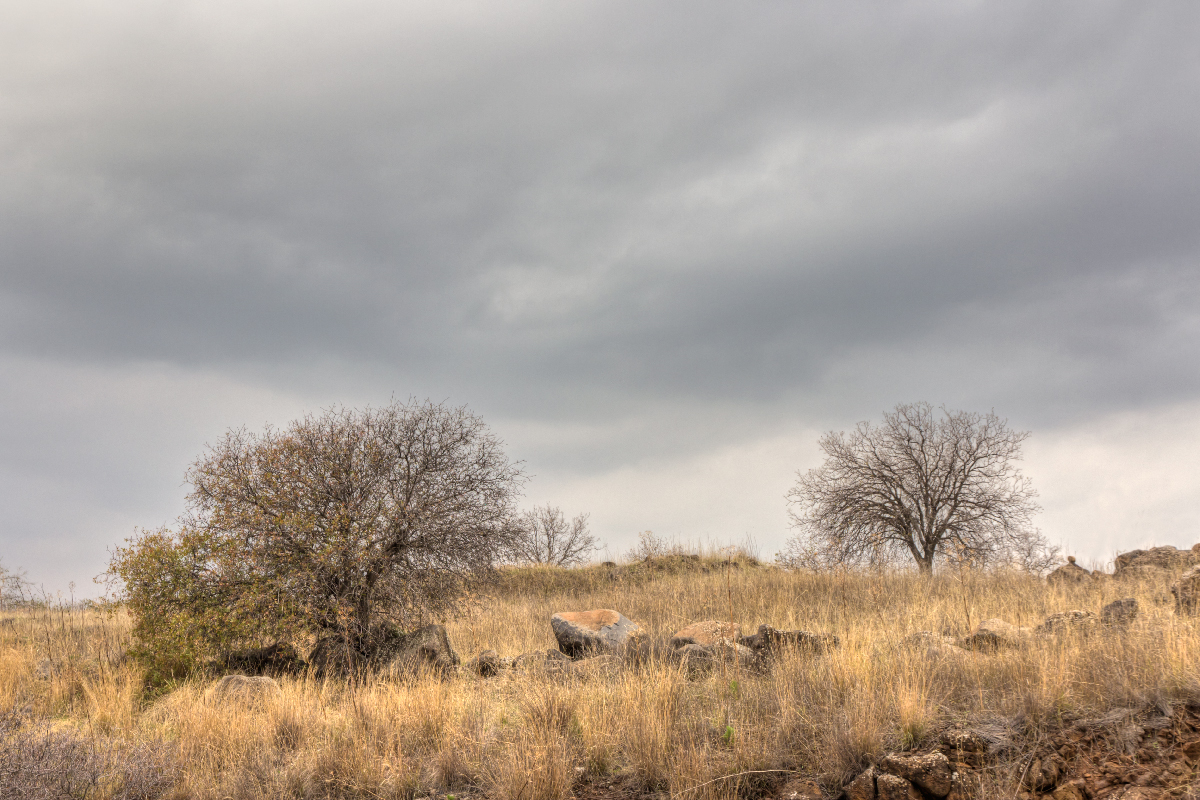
[208,674,282,706]
[551,609,644,658]
[960,618,1031,651]
[1047,556,1092,586]
[1172,565,1200,616]
[1113,545,1199,580]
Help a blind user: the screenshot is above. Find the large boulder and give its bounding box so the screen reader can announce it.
[550,609,644,658]
[1114,545,1199,580]
[1047,556,1092,586]
[1172,565,1200,616]
[208,674,282,706]
[670,620,741,649]
[960,618,1031,652]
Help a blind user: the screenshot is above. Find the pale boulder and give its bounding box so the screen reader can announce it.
[550,609,644,658]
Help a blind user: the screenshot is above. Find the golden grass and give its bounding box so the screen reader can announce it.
[1,560,1196,799]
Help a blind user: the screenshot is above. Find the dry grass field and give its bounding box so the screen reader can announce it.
[2,553,1198,799]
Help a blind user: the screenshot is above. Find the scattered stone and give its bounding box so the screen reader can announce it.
[550,609,644,658]
[1173,566,1200,616]
[208,674,281,706]
[1037,610,1099,635]
[776,777,823,800]
[670,620,741,649]
[1048,556,1093,586]
[842,766,877,800]
[571,654,623,679]
[875,773,921,800]
[376,624,460,676]
[1114,546,1198,580]
[960,618,1031,652]
[223,642,305,676]
[878,752,953,797]
[1022,753,1066,792]
[674,643,717,677]
[512,648,572,672]
[466,649,507,677]
[309,623,459,676]
[902,631,967,659]
[1101,598,1140,626]
[739,624,839,655]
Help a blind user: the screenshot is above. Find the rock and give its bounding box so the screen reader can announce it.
[1037,610,1099,635]
[674,643,717,677]
[1022,754,1066,792]
[878,752,953,797]
[208,674,281,706]
[670,620,741,649]
[550,609,644,658]
[740,624,839,655]
[375,624,460,676]
[1048,557,1093,586]
[1102,597,1140,626]
[1114,546,1198,580]
[1049,782,1086,800]
[940,729,989,768]
[310,623,459,676]
[1173,566,1200,616]
[776,778,824,800]
[960,618,1031,651]
[223,642,305,676]
[842,766,877,800]
[875,774,920,800]
[466,649,507,677]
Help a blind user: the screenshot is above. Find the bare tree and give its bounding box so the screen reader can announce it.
[0,559,29,610]
[784,402,1043,574]
[513,504,598,567]
[108,400,526,665]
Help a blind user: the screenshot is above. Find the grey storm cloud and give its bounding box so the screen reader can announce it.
[2,1,1200,588]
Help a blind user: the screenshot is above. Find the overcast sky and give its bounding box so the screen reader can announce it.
[2,1,1199,593]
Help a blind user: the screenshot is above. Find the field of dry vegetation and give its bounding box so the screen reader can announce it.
[3,552,1199,800]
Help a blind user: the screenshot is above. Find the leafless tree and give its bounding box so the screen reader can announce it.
[108,400,526,661]
[512,504,598,567]
[784,402,1043,574]
[0,559,29,610]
